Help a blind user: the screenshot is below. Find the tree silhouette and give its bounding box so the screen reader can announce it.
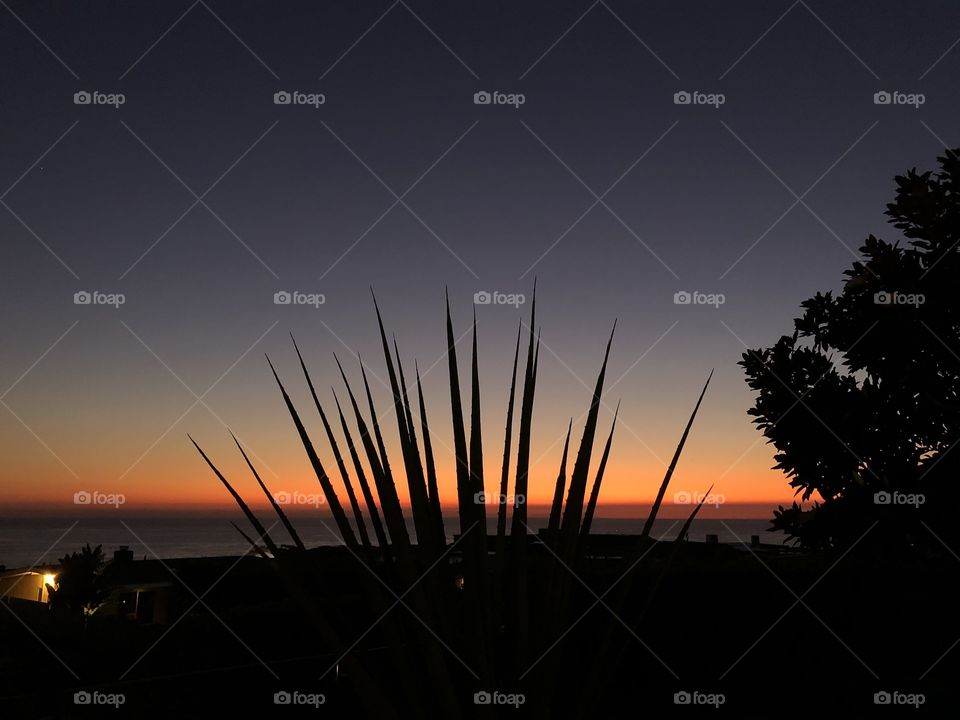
[47,543,109,626]
[741,148,960,550]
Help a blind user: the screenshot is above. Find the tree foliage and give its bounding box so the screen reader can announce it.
[47,543,109,620]
[741,149,960,550]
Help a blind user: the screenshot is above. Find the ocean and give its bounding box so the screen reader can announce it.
[0,513,784,569]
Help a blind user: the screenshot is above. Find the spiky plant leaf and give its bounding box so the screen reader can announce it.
[291,336,371,548]
[547,419,573,533]
[581,402,620,536]
[640,370,713,541]
[230,431,305,551]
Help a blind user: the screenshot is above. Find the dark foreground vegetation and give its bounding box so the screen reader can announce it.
[2,540,957,718]
[5,148,959,718]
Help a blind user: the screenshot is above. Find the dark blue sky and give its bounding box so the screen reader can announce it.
[1,0,958,508]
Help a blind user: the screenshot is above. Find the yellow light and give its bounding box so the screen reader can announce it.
[43,573,56,587]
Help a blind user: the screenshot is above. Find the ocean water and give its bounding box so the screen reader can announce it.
[0,514,783,570]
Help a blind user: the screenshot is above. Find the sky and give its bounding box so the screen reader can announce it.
[1,1,958,518]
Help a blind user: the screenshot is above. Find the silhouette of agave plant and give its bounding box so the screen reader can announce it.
[190,288,712,718]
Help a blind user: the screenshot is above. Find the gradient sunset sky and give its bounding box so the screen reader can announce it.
[2,1,958,517]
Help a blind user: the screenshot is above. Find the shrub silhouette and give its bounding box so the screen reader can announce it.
[192,288,713,717]
[47,543,109,625]
[741,148,960,550]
